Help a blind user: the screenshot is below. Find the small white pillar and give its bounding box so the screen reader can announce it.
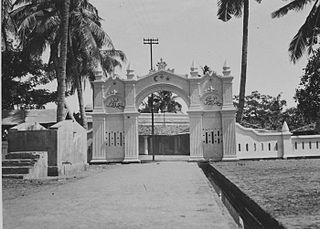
[143,136,148,155]
[281,122,293,158]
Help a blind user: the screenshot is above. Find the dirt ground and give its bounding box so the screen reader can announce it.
[3,162,237,229]
[2,164,118,201]
[212,159,320,229]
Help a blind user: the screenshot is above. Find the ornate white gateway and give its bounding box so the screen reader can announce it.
[91,59,237,163]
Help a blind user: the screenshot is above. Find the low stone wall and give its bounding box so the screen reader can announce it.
[236,123,320,160]
[8,120,87,176]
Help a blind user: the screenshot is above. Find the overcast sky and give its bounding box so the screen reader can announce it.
[63,0,312,111]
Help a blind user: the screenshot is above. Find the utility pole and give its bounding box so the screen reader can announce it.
[143,38,159,161]
[143,38,159,71]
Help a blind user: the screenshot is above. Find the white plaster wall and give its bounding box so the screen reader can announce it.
[290,135,320,158]
[236,124,282,159]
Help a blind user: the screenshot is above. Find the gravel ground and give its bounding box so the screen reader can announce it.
[212,159,320,229]
[2,164,118,201]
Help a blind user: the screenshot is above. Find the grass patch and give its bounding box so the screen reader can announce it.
[212,159,320,229]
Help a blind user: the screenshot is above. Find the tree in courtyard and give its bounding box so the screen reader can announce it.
[139,91,182,113]
[56,0,70,122]
[272,0,320,63]
[1,50,56,109]
[295,48,320,133]
[281,107,309,131]
[216,0,262,123]
[1,0,16,51]
[234,91,287,130]
[11,0,124,128]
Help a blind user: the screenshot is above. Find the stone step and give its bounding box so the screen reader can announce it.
[2,159,36,167]
[2,166,32,175]
[2,174,25,179]
[5,152,40,160]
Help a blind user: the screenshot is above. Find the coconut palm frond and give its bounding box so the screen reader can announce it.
[100,49,127,62]
[272,0,314,18]
[217,0,243,21]
[289,1,320,62]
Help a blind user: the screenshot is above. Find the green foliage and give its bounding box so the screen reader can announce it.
[281,107,309,131]
[234,91,312,131]
[139,91,182,113]
[1,50,56,109]
[295,48,320,132]
[234,91,287,130]
[272,0,320,63]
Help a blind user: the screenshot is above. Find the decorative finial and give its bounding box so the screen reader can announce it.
[190,60,198,77]
[190,61,196,72]
[156,58,167,70]
[281,122,291,133]
[126,63,135,79]
[222,60,231,76]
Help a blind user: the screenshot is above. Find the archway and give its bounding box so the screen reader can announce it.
[137,90,190,159]
[90,59,237,163]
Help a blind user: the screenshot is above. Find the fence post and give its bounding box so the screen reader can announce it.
[281,122,292,158]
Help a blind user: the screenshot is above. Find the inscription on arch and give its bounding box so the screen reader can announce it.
[105,96,125,111]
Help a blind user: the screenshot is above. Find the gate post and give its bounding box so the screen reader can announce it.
[188,111,205,161]
[91,113,107,163]
[91,70,107,163]
[123,112,140,163]
[221,110,237,160]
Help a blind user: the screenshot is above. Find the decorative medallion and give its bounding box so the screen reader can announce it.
[153,73,170,82]
[203,94,222,106]
[106,96,124,110]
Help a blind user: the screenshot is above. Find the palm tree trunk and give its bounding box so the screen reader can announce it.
[76,76,88,129]
[236,0,249,123]
[57,0,70,122]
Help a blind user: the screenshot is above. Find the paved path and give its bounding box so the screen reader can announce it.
[3,162,237,229]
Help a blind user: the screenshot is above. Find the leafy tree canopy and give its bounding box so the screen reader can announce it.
[295,47,320,132]
[234,91,287,130]
[1,50,56,109]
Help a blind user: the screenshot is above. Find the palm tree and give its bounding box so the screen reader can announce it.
[57,0,70,122]
[139,91,182,113]
[272,0,320,63]
[11,0,123,127]
[67,49,126,129]
[1,0,16,51]
[217,0,262,123]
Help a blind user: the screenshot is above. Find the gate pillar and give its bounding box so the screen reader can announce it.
[221,110,237,160]
[91,113,107,163]
[188,111,205,161]
[123,113,140,163]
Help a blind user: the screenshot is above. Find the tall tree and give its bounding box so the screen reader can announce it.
[11,0,124,128]
[234,91,287,130]
[295,48,320,133]
[272,0,320,63]
[217,0,262,123]
[1,50,56,109]
[1,0,16,51]
[56,0,70,122]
